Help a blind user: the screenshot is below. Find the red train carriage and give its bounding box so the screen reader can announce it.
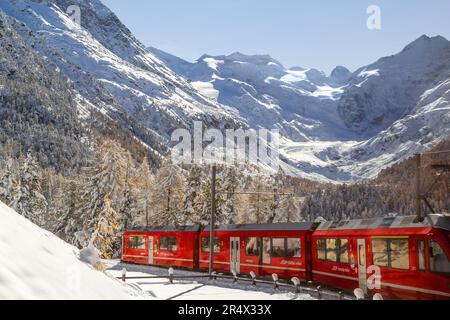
[199,223,317,280]
[121,225,201,269]
[312,214,450,300]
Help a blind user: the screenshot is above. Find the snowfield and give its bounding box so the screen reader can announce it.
[105,260,315,301]
[0,201,314,300]
[0,200,144,299]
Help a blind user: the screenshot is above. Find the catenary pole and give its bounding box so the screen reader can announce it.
[209,165,217,278]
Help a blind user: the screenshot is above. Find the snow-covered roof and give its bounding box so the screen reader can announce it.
[127,225,202,232]
[207,222,317,232]
[316,214,450,231]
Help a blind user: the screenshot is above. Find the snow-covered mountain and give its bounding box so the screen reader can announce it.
[149,36,450,181]
[148,47,353,142]
[0,0,245,156]
[1,0,449,182]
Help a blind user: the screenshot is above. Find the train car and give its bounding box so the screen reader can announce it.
[198,223,317,279]
[311,214,450,300]
[121,225,201,269]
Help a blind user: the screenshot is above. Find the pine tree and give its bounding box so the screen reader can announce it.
[152,162,185,225]
[53,178,84,245]
[182,165,202,224]
[276,195,300,223]
[9,152,47,226]
[119,152,138,231]
[135,158,154,226]
[0,158,17,205]
[246,175,271,223]
[220,166,240,224]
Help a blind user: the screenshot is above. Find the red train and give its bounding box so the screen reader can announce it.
[122,214,450,300]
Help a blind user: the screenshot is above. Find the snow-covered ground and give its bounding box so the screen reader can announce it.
[0,201,146,299]
[105,260,315,300]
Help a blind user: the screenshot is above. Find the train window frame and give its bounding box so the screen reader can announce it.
[316,238,349,264]
[268,238,301,258]
[245,237,261,256]
[159,236,178,251]
[201,237,221,253]
[371,238,410,270]
[428,239,450,275]
[417,239,426,272]
[286,238,302,258]
[128,235,146,250]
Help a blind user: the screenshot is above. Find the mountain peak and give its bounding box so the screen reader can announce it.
[401,34,449,53]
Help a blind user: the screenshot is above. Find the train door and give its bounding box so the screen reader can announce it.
[230,237,240,274]
[357,239,367,294]
[148,236,154,265]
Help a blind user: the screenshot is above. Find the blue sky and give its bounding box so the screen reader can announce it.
[102,0,450,74]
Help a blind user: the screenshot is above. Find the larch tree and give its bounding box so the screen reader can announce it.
[79,139,126,256]
[89,194,119,259]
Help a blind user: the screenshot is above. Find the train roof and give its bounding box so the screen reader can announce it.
[205,222,317,232]
[126,225,202,232]
[316,214,450,231]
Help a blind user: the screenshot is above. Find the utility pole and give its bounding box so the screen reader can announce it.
[415,154,422,221]
[209,164,217,278]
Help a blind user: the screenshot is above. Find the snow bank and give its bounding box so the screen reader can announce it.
[0,201,143,299]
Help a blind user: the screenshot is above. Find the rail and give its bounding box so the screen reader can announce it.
[116,267,359,300]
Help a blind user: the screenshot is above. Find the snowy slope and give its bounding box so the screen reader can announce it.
[106,261,316,300]
[338,35,450,136]
[0,201,143,299]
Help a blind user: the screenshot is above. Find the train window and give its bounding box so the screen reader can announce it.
[287,238,301,258]
[372,238,409,270]
[372,239,389,267]
[418,239,426,271]
[326,239,338,262]
[271,238,285,257]
[428,240,450,275]
[201,237,221,253]
[159,237,178,251]
[339,239,349,263]
[390,239,409,269]
[316,238,349,263]
[128,236,145,250]
[245,237,261,256]
[316,239,326,260]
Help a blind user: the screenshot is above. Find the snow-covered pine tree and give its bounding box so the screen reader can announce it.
[246,174,271,223]
[195,166,225,225]
[8,152,47,226]
[152,161,185,225]
[0,157,17,205]
[53,178,84,245]
[119,151,138,231]
[219,166,241,224]
[134,157,154,226]
[182,165,202,224]
[275,194,301,223]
